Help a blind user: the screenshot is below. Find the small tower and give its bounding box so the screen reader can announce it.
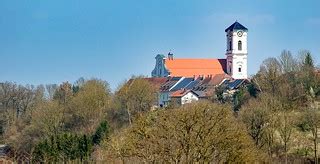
[225,21,248,79]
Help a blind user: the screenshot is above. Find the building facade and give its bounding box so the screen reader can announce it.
[151,21,248,80]
[225,21,248,79]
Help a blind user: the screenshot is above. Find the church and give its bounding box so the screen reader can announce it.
[151,21,248,80]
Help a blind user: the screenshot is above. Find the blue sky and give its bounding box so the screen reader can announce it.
[1,0,320,90]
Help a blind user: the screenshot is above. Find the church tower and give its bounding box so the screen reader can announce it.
[225,21,248,79]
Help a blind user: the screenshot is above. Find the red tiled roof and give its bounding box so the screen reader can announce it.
[171,89,192,98]
[209,74,231,86]
[164,58,227,77]
[194,74,229,87]
[143,77,168,88]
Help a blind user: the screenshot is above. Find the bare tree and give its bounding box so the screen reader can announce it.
[114,78,157,125]
[240,93,281,156]
[256,57,282,96]
[278,111,294,164]
[278,50,297,73]
[105,102,264,163]
[303,87,320,164]
[45,84,58,100]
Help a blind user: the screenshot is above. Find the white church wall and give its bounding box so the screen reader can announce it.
[232,55,247,79]
[225,28,248,79]
[231,31,247,54]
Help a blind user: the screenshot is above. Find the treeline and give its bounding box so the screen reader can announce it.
[238,50,320,163]
[0,50,320,163]
[0,79,111,162]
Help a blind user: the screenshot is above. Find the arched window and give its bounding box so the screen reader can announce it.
[229,40,232,50]
[238,41,242,51]
[238,67,242,72]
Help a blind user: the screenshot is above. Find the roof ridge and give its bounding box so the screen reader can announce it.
[166,58,225,60]
[225,21,248,32]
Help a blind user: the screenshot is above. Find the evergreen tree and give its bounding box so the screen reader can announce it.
[304,52,314,68]
[233,89,245,111]
[78,134,92,161]
[247,83,258,98]
[92,120,110,145]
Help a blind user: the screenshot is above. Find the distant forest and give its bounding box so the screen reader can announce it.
[1,50,320,163]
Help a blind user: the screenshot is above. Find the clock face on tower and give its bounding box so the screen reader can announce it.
[237,31,243,37]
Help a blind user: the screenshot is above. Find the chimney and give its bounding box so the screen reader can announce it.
[168,52,174,60]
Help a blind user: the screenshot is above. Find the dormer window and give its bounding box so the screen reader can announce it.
[238,41,242,51]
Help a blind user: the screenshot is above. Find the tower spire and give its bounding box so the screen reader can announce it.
[168,51,173,60]
[225,22,248,79]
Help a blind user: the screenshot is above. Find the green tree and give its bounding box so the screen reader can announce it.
[240,93,280,154]
[53,82,73,104]
[278,111,295,164]
[92,120,109,145]
[114,77,157,125]
[64,79,111,134]
[78,134,92,161]
[247,83,258,98]
[256,57,282,96]
[105,101,264,163]
[214,84,227,103]
[302,87,320,164]
[32,133,94,163]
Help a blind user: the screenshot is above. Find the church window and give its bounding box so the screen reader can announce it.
[238,41,242,51]
[238,67,242,72]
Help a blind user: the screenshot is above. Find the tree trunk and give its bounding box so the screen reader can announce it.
[285,141,288,164]
[126,105,132,125]
[315,127,318,164]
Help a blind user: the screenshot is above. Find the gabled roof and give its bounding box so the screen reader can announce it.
[210,74,232,86]
[171,77,194,91]
[191,74,231,93]
[225,21,248,32]
[185,79,200,90]
[164,58,227,77]
[144,77,168,89]
[193,91,207,98]
[160,77,183,92]
[170,89,208,98]
[171,89,199,98]
[222,79,248,90]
